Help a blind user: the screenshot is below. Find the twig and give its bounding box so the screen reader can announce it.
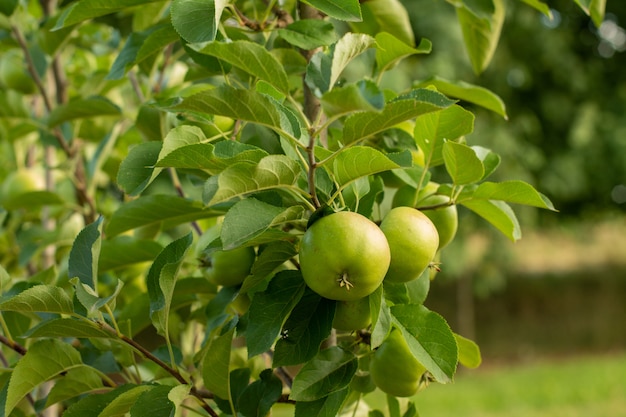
[0,334,28,356]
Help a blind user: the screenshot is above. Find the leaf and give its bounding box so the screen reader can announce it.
[456,0,505,74]
[53,0,162,29]
[375,33,430,74]
[241,240,298,294]
[301,0,362,21]
[390,304,458,383]
[0,285,73,314]
[203,155,302,206]
[99,235,163,272]
[170,0,227,43]
[202,326,234,400]
[573,0,606,27]
[330,33,375,90]
[246,270,306,357]
[321,80,385,117]
[71,277,124,315]
[290,346,358,401]
[62,385,136,417]
[455,333,482,369]
[0,0,18,16]
[220,198,303,250]
[237,369,283,417]
[351,0,415,46]
[294,387,350,417]
[330,146,401,187]
[370,286,392,349]
[442,141,484,185]
[107,23,179,80]
[99,385,153,417]
[169,85,290,135]
[46,96,121,127]
[130,385,178,417]
[116,141,162,196]
[518,0,552,18]
[22,318,111,339]
[45,367,104,407]
[192,41,290,94]
[417,76,507,118]
[68,217,103,290]
[342,88,456,144]
[273,290,335,367]
[156,128,269,174]
[146,233,193,335]
[472,145,501,180]
[413,104,475,167]
[105,195,222,237]
[461,199,521,241]
[277,19,337,50]
[5,339,83,416]
[472,180,556,210]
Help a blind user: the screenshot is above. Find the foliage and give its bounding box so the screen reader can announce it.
[0,1,602,416]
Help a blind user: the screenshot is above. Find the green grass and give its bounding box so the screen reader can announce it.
[402,353,626,417]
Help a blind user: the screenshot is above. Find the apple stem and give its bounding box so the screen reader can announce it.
[337,272,354,291]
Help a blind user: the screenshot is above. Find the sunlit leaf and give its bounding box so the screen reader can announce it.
[472,180,556,210]
[455,333,482,369]
[0,285,73,314]
[461,199,521,241]
[351,0,414,46]
[442,141,484,185]
[23,318,111,339]
[53,0,162,29]
[518,0,552,18]
[375,33,431,74]
[300,0,362,21]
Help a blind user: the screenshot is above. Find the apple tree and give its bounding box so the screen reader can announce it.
[0,1,601,416]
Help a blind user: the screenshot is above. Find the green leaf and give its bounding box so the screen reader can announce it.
[237,369,283,417]
[442,141,484,185]
[414,104,475,167]
[202,326,234,400]
[321,80,385,117]
[220,198,303,250]
[71,277,124,315]
[573,0,606,27]
[46,367,104,408]
[277,19,338,50]
[0,285,73,314]
[0,0,18,16]
[352,0,414,46]
[116,141,162,196]
[455,333,482,369]
[375,33,430,75]
[331,147,401,189]
[107,23,179,80]
[170,85,290,135]
[518,0,552,18]
[370,286,392,349]
[301,0,362,21]
[461,199,521,241]
[46,96,121,127]
[472,180,556,210]
[130,385,179,417]
[390,304,458,383]
[472,146,501,180]
[417,76,507,118]
[342,88,456,144]
[5,339,83,416]
[62,385,136,417]
[456,0,505,74]
[330,33,375,89]
[22,318,111,339]
[246,270,306,357]
[294,387,350,417]
[106,195,222,237]
[99,385,153,417]
[290,346,358,401]
[99,236,163,272]
[241,240,298,294]
[192,41,290,94]
[0,190,64,210]
[146,233,193,335]
[170,0,227,43]
[53,0,162,29]
[203,155,302,206]
[68,217,103,290]
[156,127,269,174]
[273,290,335,367]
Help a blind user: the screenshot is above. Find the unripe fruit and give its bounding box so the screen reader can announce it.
[333,297,371,331]
[370,328,426,397]
[0,169,44,209]
[419,194,458,250]
[379,207,438,283]
[205,246,256,287]
[299,211,390,301]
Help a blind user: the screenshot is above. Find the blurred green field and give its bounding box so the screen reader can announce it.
[400,353,626,417]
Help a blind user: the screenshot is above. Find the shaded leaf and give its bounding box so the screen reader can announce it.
[46,96,121,127]
[246,271,306,357]
[277,19,337,50]
[116,141,162,196]
[352,0,414,46]
[321,80,385,117]
[238,369,283,417]
[0,285,73,314]
[68,217,103,290]
[171,0,227,43]
[22,318,111,339]
[301,0,362,21]
[573,0,606,27]
[46,367,104,407]
[241,240,299,294]
[294,387,350,417]
[53,0,162,29]
[99,235,163,272]
[375,33,430,74]
[518,0,552,18]
[130,385,178,417]
[202,327,234,400]
[290,347,358,401]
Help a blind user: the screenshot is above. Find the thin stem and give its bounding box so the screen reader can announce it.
[0,334,27,356]
[0,313,14,344]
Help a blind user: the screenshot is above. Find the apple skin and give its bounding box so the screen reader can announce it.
[205,246,256,287]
